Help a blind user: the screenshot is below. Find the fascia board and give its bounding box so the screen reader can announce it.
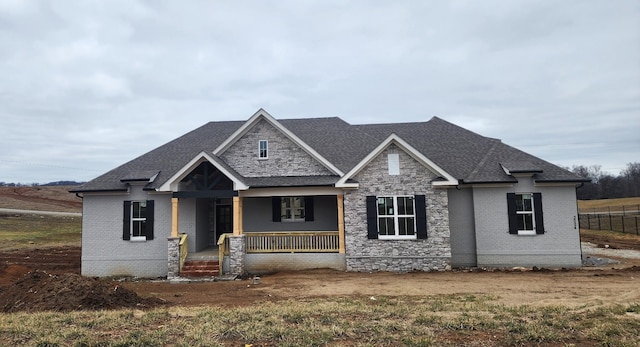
[335,134,458,187]
[157,151,248,192]
[213,109,344,176]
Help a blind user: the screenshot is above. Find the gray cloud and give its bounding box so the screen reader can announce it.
[1,0,638,183]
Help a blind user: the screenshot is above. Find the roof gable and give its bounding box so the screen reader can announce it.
[158,151,248,191]
[213,109,344,176]
[336,134,458,188]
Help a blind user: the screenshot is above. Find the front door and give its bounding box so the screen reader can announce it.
[215,205,233,241]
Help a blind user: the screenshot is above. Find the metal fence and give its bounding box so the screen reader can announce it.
[578,204,640,235]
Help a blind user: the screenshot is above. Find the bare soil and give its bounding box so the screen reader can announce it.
[1,246,639,312]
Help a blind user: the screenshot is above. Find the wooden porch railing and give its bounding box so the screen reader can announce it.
[245,231,340,253]
[178,233,188,271]
[217,233,232,262]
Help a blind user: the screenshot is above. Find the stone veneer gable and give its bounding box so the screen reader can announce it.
[344,144,452,272]
[220,119,333,177]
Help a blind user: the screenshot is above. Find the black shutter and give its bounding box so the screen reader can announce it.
[415,195,427,239]
[145,200,155,240]
[304,196,314,221]
[123,201,131,240]
[506,193,518,234]
[366,196,378,239]
[272,197,281,222]
[533,193,545,234]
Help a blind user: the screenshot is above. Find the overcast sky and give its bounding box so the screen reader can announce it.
[1,0,638,184]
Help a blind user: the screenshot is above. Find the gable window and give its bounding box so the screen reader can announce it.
[123,200,154,241]
[271,196,314,222]
[388,153,400,175]
[259,140,268,159]
[366,195,427,240]
[507,193,545,235]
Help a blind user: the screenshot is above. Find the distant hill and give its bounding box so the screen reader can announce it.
[0,186,82,213]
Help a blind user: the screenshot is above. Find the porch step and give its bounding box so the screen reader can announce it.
[180,260,220,277]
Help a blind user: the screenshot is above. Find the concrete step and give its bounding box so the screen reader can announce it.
[180,260,220,277]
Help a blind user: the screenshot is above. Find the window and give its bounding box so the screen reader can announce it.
[281,196,305,221]
[507,193,545,235]
[366,195,427,240]
[271,197,314,222]
[259,140,268,159]
[123,200,154,241]
[388,153,400,175]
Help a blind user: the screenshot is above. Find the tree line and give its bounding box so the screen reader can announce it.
[570,162,640,200]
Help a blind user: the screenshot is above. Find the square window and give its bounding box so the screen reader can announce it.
[281,196,305,221]
[376,196,417,239]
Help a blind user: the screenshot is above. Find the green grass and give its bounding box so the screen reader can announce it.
[0,212,81,250]
[0,295,638,346]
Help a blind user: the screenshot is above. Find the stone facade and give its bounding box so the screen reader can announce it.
[228,235,246,276]
[167,237,180,279]
[344,144,452,272]
[221,119,333,177]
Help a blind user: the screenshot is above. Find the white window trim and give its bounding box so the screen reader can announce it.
[377,196,417,240]
[281,196,305,222]
[516,193,536,236]
[130,201,148,241]
[258,140,268,159]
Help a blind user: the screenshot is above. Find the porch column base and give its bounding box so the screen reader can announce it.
[228,234,246,276]
[167,236,181,279]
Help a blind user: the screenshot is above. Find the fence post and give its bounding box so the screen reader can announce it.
[597,214,601,230]
[621,215,625,233]
[635,216,638,236]
[608,207,612,230]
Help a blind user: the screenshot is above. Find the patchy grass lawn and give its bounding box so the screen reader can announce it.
[1,295,638,346]
[0,212,81,251]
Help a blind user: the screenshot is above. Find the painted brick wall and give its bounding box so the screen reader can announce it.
[81,187,181,277]
[344,144,451,272]
[472,179,582,267]
[220,119,333,177]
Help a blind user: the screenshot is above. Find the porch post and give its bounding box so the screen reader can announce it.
[233,196,243,235]
[171,197,179,237]
[337,194,345,253]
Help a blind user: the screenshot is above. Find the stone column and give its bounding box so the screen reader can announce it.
[228,234,246,276]
[167,236,181,279]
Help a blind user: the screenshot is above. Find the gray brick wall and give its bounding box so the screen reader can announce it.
[344,144,452,272]
[220,119,333,177]
[81,187,178,278]
[472,179,582,267]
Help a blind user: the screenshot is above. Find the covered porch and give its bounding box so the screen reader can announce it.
[164,159,346,277]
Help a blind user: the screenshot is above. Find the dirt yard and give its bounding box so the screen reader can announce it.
[1,244,639,312]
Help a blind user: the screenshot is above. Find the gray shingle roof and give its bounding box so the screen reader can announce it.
[72,114,586,192]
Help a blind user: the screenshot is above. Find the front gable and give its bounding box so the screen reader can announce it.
[215,109,342,178]
[158,151,248,192]
[336,134,458,188]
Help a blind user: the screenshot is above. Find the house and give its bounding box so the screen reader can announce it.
[71,109,588,278]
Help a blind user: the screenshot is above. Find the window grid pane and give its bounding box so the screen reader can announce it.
[281,197,305,221]
[377,196,416,238]
[259,140,268,158]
